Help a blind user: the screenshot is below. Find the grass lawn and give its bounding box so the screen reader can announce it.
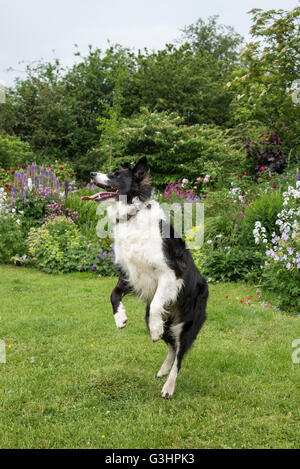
[0,264,299,449]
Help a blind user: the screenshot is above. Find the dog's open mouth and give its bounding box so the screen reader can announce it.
[81,183,119,202]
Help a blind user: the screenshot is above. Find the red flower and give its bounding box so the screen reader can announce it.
[6,167,10,171]
[4,183,10,188]
[225,296,229,299]
[243,172,248,176]
[59,166,64,170]
[240,300,245,304]
[11,170,15,174]
[246,296,253,299]
[241,191,245,196]
[18,164,22,168]
[273,185,277,189]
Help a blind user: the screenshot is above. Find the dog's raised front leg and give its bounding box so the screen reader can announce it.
[110,278,131,329]
[149,272,183,342]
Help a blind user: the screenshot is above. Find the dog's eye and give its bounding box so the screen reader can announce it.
[114,171,120,177]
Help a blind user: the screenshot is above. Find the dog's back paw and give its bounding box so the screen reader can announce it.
[114,304,128,329]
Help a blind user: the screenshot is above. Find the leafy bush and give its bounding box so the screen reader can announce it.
[14,189,61,231]
[27,216,116,275]
[0,134,36,169]
[194,244,262,282]
[0,167,14,189]
[240,190,283,247]
[0,216,26,263]
[63,192,98,234]
[244,132,286,177]
[0,189,26,262]
[258,181,300,312]
[91,109,247,188]
[48,161,75,182]
[260,228,300,312]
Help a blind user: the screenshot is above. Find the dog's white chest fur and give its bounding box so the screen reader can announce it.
[108,200,169,302]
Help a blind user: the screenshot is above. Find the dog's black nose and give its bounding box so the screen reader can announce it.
[90,172,97,177]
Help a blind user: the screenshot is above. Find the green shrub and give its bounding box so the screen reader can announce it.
[48,161,75,182]
[194,245,262,283]
[240,190,283,247]
[0,167,14,188]
[14,189,61,231]
[27,216,116,275]
[0,193,27,262]
[90,109,247,188]
[261,262,300,313]
[0,134,36,169]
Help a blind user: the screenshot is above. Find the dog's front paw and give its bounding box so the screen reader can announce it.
[149,319,164,342]
[114,304,128,329]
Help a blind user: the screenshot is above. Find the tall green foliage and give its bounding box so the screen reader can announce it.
[230,6,300,154]
[0,133,35,168]
[92,109,246,187]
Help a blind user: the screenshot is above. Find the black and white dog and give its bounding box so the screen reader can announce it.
[85,157,208,398]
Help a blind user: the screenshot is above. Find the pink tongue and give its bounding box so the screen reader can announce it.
[81,192,115,201]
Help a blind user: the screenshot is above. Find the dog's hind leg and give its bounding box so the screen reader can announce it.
[157,344,176,378]
[111,277,131,329]
[161,322,183,398]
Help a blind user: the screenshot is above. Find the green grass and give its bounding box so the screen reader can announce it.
[0,265,300,449]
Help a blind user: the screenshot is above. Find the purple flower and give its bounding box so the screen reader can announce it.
[286,262,291,269]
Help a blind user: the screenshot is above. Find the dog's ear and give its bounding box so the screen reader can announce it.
[132,157,148,181]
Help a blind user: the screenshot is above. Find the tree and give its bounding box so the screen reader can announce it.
[230,6,300,154]
[123,43,236,126]
[0,45,134,178]
[91,109,246,188]
[180,15,244,67]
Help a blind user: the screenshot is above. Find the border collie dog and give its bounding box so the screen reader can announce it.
[85,157,208,398]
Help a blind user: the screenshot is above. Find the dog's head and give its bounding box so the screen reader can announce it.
[82,157,151,204]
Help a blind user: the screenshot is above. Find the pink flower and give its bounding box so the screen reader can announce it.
[196,177,202,182]
[203,175,210,183]
[258,167,263,172]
